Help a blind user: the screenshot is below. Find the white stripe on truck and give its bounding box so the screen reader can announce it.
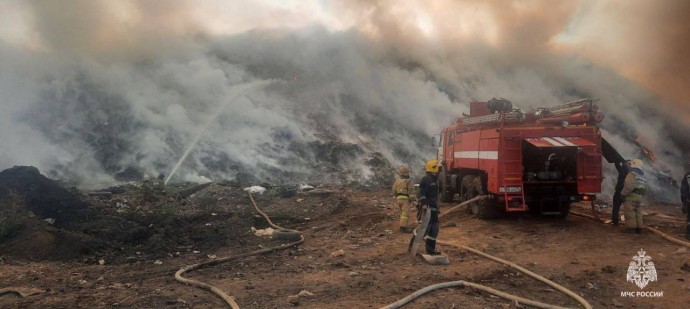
[454,151,498,160]
[554,137,577,146]
[542,137,563,146]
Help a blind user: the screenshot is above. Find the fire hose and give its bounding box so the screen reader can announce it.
[569,211,690,248]
[176,192,592,308]
[174,192,303,308]
[385,198,592,309]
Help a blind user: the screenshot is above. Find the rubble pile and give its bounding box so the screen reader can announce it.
[0,166,349,262]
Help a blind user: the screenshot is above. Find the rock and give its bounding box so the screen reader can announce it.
[349,271,360,276]
[297,290,314,297]
[154,260,162,265]
[98,259,106,265]
[287,289,314,305]
[330,249,345,258]
[299,184,315,191]
[251,227,274,237]
[243,186,266,195]
[287,295,300,305]
[612,299,624,307]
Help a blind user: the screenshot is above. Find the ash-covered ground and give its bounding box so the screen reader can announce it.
[1,165,689,308]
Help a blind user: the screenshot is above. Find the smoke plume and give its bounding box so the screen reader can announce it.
[0,0,687,199]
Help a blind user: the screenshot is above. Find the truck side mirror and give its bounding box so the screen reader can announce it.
[431,134,441,147]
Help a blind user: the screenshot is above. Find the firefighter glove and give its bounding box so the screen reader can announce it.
[419,198,429,206]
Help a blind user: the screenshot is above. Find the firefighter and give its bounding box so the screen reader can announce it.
[392,164,416,233]
[610,160,630,225]
[417,159,442,255]
[680,162,690,240]
[621,159,648,234]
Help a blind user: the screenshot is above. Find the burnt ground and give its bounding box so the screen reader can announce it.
[1,167,690,308]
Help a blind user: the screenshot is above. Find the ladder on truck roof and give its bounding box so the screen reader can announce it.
[499,135,527,212]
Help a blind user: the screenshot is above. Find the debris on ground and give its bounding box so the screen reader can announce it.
[251,227,274,237]
[1,166,689,308]
[243,186,266,195]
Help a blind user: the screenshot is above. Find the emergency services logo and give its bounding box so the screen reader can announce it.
[620,249,663,298]
[626,249,657,289]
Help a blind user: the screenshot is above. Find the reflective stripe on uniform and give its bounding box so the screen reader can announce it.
[396,196,410,200]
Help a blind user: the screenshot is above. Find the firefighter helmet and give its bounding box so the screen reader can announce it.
[398,164,410,177]
[425,159,441,173]
[629,159,644,168]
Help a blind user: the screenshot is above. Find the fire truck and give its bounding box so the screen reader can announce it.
[435,98,614,219]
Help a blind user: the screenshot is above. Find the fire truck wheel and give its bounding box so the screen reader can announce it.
[460,175,474,202]
[468,177,495,219]
[440,189,454,203]
[440,175,454,203]
[556,202,571,219]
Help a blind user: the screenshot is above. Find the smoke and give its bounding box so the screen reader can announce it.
[0,0,687,197]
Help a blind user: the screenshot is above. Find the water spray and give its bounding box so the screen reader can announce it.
[164,80,274,185]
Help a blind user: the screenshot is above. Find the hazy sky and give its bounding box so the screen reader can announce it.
[2,0,686,112]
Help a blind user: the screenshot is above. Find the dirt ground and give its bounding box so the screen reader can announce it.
[2,177,690,308]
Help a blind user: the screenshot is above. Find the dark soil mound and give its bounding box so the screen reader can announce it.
[0,166,90,222]
[0,166,144,260]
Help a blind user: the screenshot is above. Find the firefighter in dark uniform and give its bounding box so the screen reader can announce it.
[680,163,690,240]
[611,160,630,225]
[418,159,442,255]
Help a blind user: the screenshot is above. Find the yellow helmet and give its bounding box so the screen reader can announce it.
[398,164,410,176]
[629,159,643,168]
[425,159,441,173]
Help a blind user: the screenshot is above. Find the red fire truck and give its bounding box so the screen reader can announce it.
[435,98,608,218]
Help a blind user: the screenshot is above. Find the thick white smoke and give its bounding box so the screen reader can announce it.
[0,0,687,199]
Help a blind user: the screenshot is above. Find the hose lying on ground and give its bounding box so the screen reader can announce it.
[380,280,570,309]
[174,192,303,308]
[438,195,490,219]
[569,210,690,248]
[381,239,593,309]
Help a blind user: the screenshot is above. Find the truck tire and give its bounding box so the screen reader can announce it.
[468,176,496,219]
[439,172,454,203]
[460,175,474,201]
[461,175,474,214]
[556,202,571,219]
